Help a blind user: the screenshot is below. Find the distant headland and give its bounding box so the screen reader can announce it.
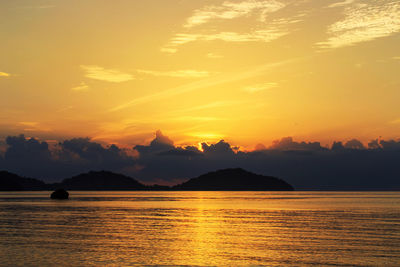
[0,168,293,191]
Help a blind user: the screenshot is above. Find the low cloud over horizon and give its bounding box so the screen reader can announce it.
[1,131,399,190]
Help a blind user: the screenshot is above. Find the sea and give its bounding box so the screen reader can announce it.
[0,191,399,266]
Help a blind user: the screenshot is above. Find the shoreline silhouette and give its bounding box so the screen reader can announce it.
[0,168,293,191]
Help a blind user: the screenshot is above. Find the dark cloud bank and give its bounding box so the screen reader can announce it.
[1,131,399,190]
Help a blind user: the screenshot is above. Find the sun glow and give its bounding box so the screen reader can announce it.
[0,0,399,147]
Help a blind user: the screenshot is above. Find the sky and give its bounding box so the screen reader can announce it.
[0,0,400,150]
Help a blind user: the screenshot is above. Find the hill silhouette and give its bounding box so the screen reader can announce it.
[0,169,294,191]
[0,171,46,191]
[173,168,294,191]
[52,171,146,190]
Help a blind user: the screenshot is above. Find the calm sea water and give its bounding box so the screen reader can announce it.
[0,191,399,266]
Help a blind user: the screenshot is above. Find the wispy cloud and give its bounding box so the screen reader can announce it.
[18,121,51,132]
[327,0,355,8]
[163,28,289,51]
[172,116,221,122]
[0,72,10,77]
[110,58,301,112]
[389,118,400,124]
[71,82,89,91]
[176,101,239,113]
[160,47,177,54]
[243,82,278,93]
[19,121,38,127]
[137,69,211,78]
[161,0,297,53]
[187,132,224,140]
[207,53,223,59]
[184,0,285,28]
[318,1,400,49]
[81,65,134,82]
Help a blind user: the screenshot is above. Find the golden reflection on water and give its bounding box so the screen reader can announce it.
[0,191,399,266]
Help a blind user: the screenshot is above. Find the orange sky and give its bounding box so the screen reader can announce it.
[1,0,400,149]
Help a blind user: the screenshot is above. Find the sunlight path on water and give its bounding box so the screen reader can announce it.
[0,191,399,266]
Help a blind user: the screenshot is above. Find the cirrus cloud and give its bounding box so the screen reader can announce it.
[318,1,400,49]
[243,82,278,93]
[137,69,211,78]
[80,65,134,82]
[184,0,286,28]
[0,72,10,77]
[162,28,289,52]
[327,0,355,8]
[71,82,89,91]
[161,0,298,53]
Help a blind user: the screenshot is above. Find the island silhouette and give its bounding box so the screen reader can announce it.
[0,171,46,191]
[174,168,293,191]
[0,168,293,191]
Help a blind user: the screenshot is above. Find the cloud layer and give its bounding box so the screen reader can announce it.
[1,132,400,190]
[161,0,294,53]
[159,0,400,52]
[319,1,400,48]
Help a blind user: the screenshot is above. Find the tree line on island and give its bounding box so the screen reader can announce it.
[0,168,293,191]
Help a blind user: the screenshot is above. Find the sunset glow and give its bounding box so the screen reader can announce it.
[2,3,400,265]
[1,0,400,148]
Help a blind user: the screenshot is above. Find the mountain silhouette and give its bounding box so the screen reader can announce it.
[52,171,146,190]
[173,168,294,191]
[0,171,46,191]
[0,169,293,191]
